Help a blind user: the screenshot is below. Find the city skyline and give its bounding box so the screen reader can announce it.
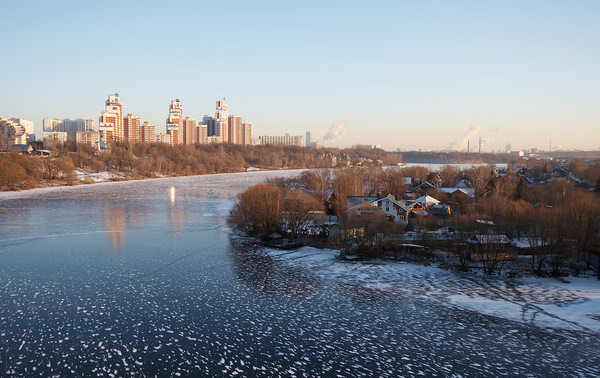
[1,1,599,151]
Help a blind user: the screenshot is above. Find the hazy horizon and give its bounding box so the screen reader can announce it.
[1,1,599,152]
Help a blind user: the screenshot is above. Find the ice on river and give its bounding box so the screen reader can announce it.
[0,170,599,376]
[261,246,600,334]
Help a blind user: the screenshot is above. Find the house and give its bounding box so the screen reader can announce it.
[346,194,411,224]
[455,179,471,189]
[429,204,451,217]
[346,196,380,219]
[374,194,411,224]
[412,181,437,195]
[10,144,33,154]
[408,194,440,210]
[438,187,476,199]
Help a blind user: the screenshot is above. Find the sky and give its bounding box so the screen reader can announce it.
[1,0,599,152]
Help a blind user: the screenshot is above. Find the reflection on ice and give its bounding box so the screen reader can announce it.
[169,186,175,204]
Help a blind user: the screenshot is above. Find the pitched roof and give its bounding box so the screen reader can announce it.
[346,196,378,210]
[413,194,440,205]
[375,194,411,212]
[438,187,476,198]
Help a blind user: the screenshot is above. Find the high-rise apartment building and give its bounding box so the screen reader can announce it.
[195,123,208,145]
[203,116,218,141]
[166,99,183,145]
[0,118,28,148]
[227,114,242,144]
[140,122,155,143]
[182,117,196,145]
[123,114,141,142]
[42,131,68,147]
[43,118,94,140]
[10,118,35,142]
[242,120,252,146]
[215,98,228,143]
[43,118,63,132]
[99,93,123,147]
[76,131,101,149]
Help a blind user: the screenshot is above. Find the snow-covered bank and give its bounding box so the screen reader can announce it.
[0,169,307,200]
[262,246,600,334]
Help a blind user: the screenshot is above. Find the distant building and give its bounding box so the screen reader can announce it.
[42,131,68,148]
[228,114,242,144]
[195,123,208,145]
[0,118,29,149]
[215,98,228,143]
[43,118,94,140]
[155,133,171,144]
[258,135,304,146]
[242,120,252,146]
[123,114,141,142]
[99,93,123,147]
[166,99,183,145]
[203,116,217,141]
[182,117,195,145]
[10,118,35,142]
[140,122,155,143]
[76,131,100,149]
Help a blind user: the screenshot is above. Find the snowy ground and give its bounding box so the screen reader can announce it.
[261,246,600,334]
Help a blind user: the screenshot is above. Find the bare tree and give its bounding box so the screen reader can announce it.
[281,189,325,239]
[229,184,283,237]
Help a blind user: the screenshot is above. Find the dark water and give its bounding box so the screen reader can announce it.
[0,172,598,377]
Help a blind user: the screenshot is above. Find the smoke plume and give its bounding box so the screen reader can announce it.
[448,125,482,151]
[323,121,347,144]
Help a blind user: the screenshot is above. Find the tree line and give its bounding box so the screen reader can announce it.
[1,141,404,190]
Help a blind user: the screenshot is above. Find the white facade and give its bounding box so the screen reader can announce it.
[215,98,228,142]
[11,118,34,141]
[44,118,94,139]
[155,133,171,144]
[0,118,28,147]
[99,93,123,146]
[259,135,304,146]
[166,99,183,145]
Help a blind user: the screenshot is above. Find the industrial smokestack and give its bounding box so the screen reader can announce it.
[467,140,470,153]
[479,137,481,153]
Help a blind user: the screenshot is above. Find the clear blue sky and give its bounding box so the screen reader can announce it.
[1,0,599,151]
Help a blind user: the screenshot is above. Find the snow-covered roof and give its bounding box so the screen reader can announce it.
[413,195,440,205]
[468,234,510,244]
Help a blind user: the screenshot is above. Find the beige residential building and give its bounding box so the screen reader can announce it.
[76,131,101,149]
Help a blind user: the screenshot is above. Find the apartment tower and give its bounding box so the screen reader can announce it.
[123,114,141,142]
[182,117,196,145]
[99,93,123,147]
[166,99,183,145]
[215,98,228,143]
[227,114,242,144]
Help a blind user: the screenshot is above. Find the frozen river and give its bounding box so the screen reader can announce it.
[0,170,598,376]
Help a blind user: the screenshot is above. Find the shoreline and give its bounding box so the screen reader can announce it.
[0,168,308,200]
